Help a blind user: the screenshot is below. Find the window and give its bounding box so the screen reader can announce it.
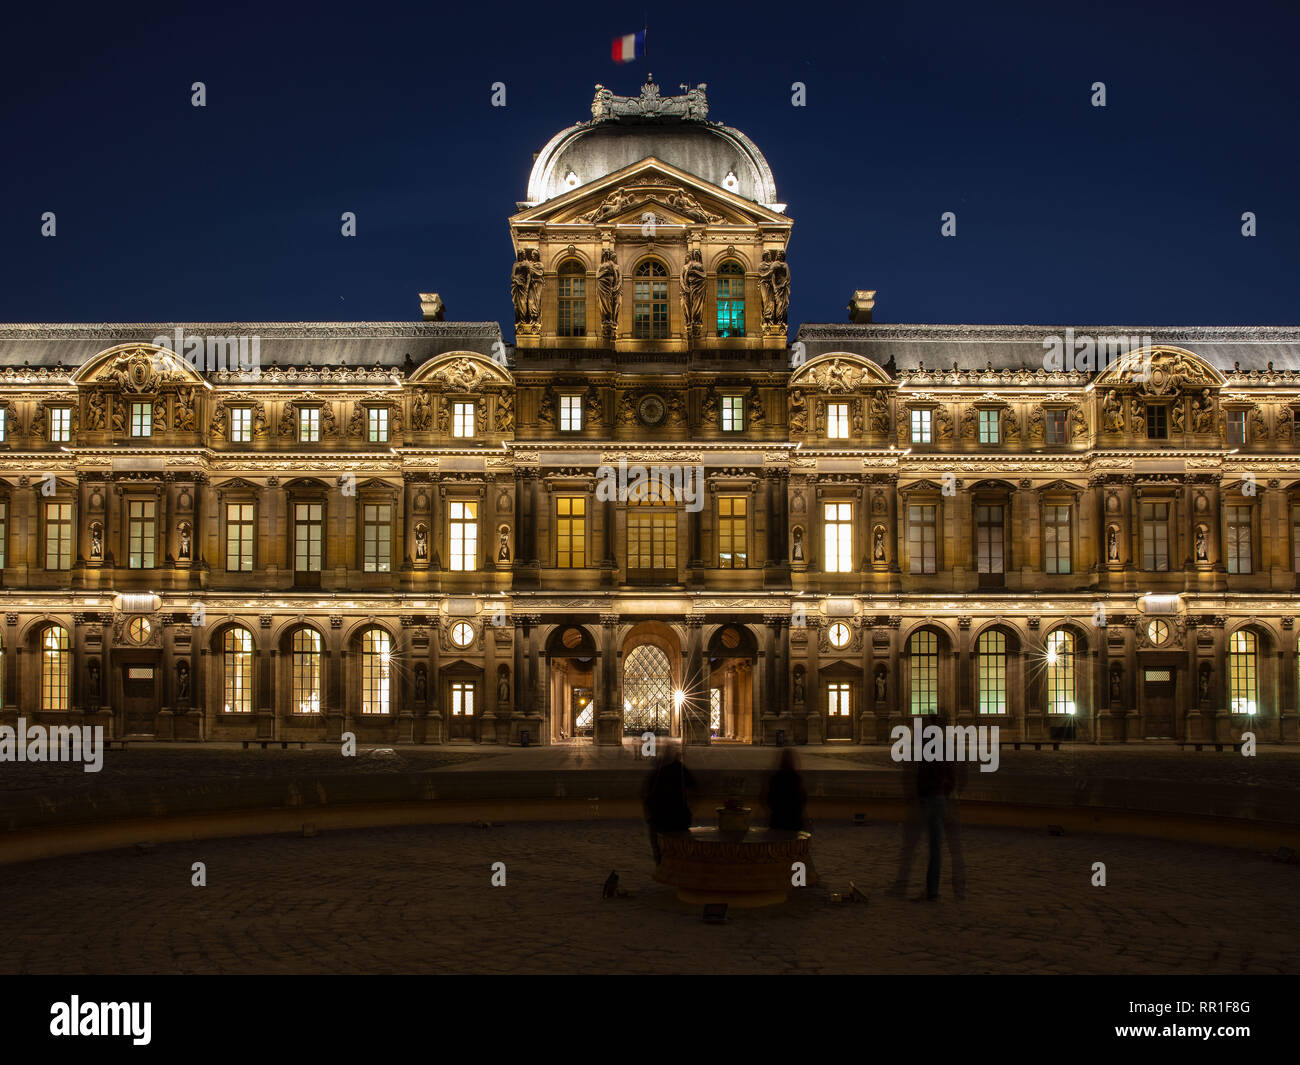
[1292,504,1300,572]
[1045,409,1067,445]
[1045,629,1076,715]
[45,501,72,570]
[977,630,1007,714]
[721,395,744,432]
[0,408,7,441]
[827,402,849,440]
[910,409,932,444]
[1141,501,1170,571]
[449,500,478,571]
[291,629,322,714]
[828,682,851,720]
[1226,506,1252,574]
[1226,410,1246,446]
[360,629,392,715]
[41,626,70,710]
[50,407,72,443]
[452,401,475,438]
[558,259,587,337]
[299,408,320,443]
[128,500,156,569]
[623,644,674,733]
[909,630,938,715]
[363,503,392,573]
[1228,630,1257,715]
[718,495,747,568]
[126,617,152,644]
[0,502,7,569]
[556,496,586,568]
[229,407,252,443]
[223,628,254,713]
[978,409,1000,445]
[1044,504,1072,574]
[1146,404,1168,439]
[130,402,152,437]
[633,260,669,339]
[828,622,851,649]
[716,261,745,337]
[907,504,936,574]
[450,621,474,648]
[823,501,853,573]
[368,408,389,443]
[294,503,323,572]
[976,504,1004,574]
[559,395,582,432]
[451,681,475,721]
[226,503,254,571]
[627,480,676,575]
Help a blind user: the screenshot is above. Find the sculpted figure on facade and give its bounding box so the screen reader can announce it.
[869,391,890,434]
[747,387,765,426]
[494,390,514,432]
[437,398,449,434]
[86,391,106,430]
[788,389,807,434]
[319,400,336,437]
[1169,398,1185,434]
[759,249,791,331]
[1002,406,1020,440]
[585,388,602,426]
[680,249,706,337]
[111,397,127,434]
[152,397,167,433]
[538,386,556,426]
[174,388,197,432]
[411,389,433,431]
[1192,389,1215,433]
[347,402,364,438]
[597,249,622,339]
[1102,390,1125,433]
[511,249,543,330]
[279,402,296,436]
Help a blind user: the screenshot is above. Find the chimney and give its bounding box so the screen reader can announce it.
[419,293,446,322]
[848,290,876,324]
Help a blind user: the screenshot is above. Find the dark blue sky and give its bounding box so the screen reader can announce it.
[2,0,1296,331]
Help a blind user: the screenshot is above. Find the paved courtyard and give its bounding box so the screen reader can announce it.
[1,820,1294,974]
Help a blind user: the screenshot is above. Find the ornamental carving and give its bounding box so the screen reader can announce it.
[758,249,790,333]
[511,249,543,332]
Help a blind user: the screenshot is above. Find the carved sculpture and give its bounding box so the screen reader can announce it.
[788,389,807,434]
[495,391,514,432]
[538,386,556,426]
[319,401,336,437]
[279,402,296,436]
[174,388,197,432]
[869,391,890,434]
[436,398,449,433]
[110,398,127,434]
[1102,390,1125,433]
[680,249,706,337]
[511,249,543,330]
[747,388,765,426]
[597,249,622,339]
[1169,399,1185,434]
[411,389,433,431]
[347,403,364,437]
[86,391,106,430]
[585,388,602,426]
[759,249,790,331]
[590,81,709,123]
[1192,389,1215,433]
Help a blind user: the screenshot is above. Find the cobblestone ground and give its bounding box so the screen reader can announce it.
[1,821,1294,974]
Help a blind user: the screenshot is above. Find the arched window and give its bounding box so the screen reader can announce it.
[909,630,939,715]
[715,260,745,337]
[623,644,673,734]
[626,477,677,578]
[557,259,586,337]
[976,630,1007,714]
[41,625,70,711]
[292,628,322,715]
[223,627,254,713]
[633,260,669,339]
[1045,629,1076,715]
[361,628,393,715]
[1229,629,1258,715]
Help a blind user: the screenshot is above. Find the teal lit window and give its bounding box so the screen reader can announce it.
[715,261,745,337]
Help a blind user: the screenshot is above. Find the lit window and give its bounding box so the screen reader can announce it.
[41,626,70,710]
[368,408,389,443]
[299,408,320,443]
[230,407,252,443]
[1292,503,1300,572]
[827,402,849,439]
[560,395,583,431]
[451,621,474,648]
[361,629,392,715]
[978,409,999,444]
[0,501,7,569]
[976,504,1004,574]
[977,630,1006,714]
[131,402,152,437]
[1228,630,1257,715]
[363,503,391,573]
[453,402,475,438]
[558,259,587,338]
[828,682,851,719]
[828,622,851,649]
[556,496,586,568]
[0,408,7,441]
[1226,410,1246,446]
[128,499,156,569]
[292,629,322,714]
[823,501,852,573]
[1141,501,1170,572]
[451,681,475,720]
[1044,504,1072,574]
[449,500,478,571]
[627,479,676,576]
[1226,506,1252,574]
[721,395,744,432]
[716,261,745,338]
[1147,619,1170,646]
[909,630,938,715]
[45,501,72,570]
[910,409,931,444]
[1045,409,1067,445]
[1045,629,1076,715]
[295,502,323,572]
[50,407,72,443]
[633,260,669,340]
[223,627,254,713]
[907,504,936,574]
[718,496,747,568]
[226,503,254,571]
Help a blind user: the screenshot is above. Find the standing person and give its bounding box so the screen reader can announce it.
[641,745,695,864]
[763,749,807,832]
[887,713,959,901]
[914,735,955,901]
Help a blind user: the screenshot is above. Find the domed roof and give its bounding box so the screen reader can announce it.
[525,83,781,210]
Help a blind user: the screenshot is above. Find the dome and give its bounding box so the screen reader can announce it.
[525,83,781,210]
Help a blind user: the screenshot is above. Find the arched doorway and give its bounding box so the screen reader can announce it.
[623,644,674,735]
[548,624,596,742]
[708,624,756,743]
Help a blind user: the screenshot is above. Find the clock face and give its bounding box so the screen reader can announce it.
[638,394,666,426]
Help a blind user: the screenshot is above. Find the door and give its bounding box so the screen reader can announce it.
[826,682,853,740]
[571,687,593,736]
[122,664,158,735]
[1144,669,1176,738]
[449,681,476,740]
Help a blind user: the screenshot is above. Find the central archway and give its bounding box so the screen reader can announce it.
[623,644,674,735]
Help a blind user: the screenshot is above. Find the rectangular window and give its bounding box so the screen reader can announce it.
[978,409,1000,445]
[976,504,1004,574]
[0,408,7,441]
[634,270,669,339]
[910,409,931,444]
[45,502,72,569]
[299,408,320,443]
[1146,404,1168,439]
[977,631,1006,715]
[556,496,586,568]
[716,268,745,338]
[1044,504,1072,574]
[627,510,676,573]
[1226,410,1247,446]
[718,495,747,568]
[558,271,586,337]
[909,631,939,715]
[128,500,156,569]
[50,408,72,443]
[453,401,474,439]
[363,503,392,573]
[294,502,323,572]
[1141,501,1170,572]
[559,395,582,432]
[908,504,937,574]
[1226,506,1252,574]
[449,500,478,571]
[827,402,849,440]
[130,402,152,438]
[1045,409,1067,445]
[0,502,7,569]
[368,408,389,443]
[823,502,852,573]
[226,503,254,571]
[230,407,252,443]
[828,682,851,719]
[1292,504,1300,572]
[721,395,744,432]
[452,681,475,719]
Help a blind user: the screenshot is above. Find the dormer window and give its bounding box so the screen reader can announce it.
[633,260,669,339]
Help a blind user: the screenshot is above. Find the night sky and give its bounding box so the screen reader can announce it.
[2,0,1296,332]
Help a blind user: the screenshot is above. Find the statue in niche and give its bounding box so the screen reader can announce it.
[319,401,336,437]
[415,665,427,702]
[1107,525,1119,562]
[436,399,449,434]
[511,249,542,328]
[873,525,886,562]
[1170,399,1185,434]
[747,388,765,426]
[152,397,167,433]
[597,249,622,339]
[175,387,198,432]
[1195,524,1208,562]
[498,525,511,562]
[874,667,887,703]
[86,392,106,430]
[1102,390,1125,433]
[178,522,192,560]
[176,660,190,703]
[791,526,804,562]
[415,524,428,561]
[498,669,511,706]
[90,522,103,560]
[110,398,127,434]
[792,670,805,705]
[788,389,807,434]
[1110,667,1121,703]
[702,388,719,426]
[1192,389,1215,433]
[680,249,706,337]
[494,391,514,432]
[87,660,101,706]
[1198,664,1211,702]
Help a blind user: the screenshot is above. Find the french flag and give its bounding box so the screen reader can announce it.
[611,30,645,64]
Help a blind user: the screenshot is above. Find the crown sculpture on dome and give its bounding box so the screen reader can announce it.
[591,81,709,123]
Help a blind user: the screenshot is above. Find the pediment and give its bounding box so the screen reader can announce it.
[73,343,207,391]
[214,477,259,495]
[790,353,893,391]
[1093,345,1225,394]
[408,351,513,390]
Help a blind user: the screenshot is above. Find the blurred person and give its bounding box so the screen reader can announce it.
[640,743,695,863]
